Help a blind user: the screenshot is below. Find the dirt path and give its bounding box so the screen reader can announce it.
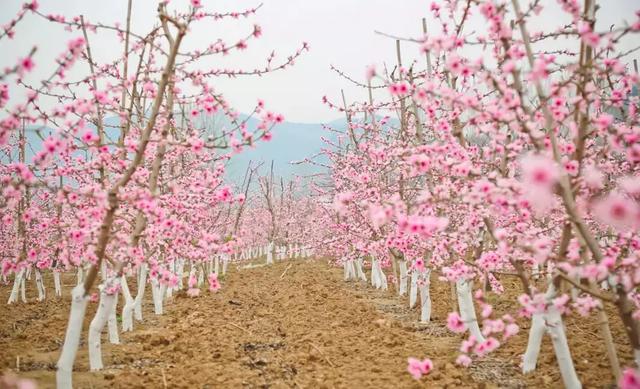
[0,259,628,388]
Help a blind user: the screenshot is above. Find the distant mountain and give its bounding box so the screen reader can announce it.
[11,114,349,185]
[224,115,344,183]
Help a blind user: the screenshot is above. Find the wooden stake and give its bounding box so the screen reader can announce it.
[310,343,335,368]
[280,263,293,279]
[161,368,168,388]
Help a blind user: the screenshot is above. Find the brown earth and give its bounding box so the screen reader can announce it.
[0,259,630,388]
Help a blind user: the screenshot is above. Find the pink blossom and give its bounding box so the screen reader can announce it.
[520,154,560,214]
[407,357,433,380]
[456,354,472,367]
[504,323,519,339]
[447,312,466,333]
[583,165,604,189]
[620,368,640,389]
[521,154,559,188]
[187,288,201,297]
[474,337,500,357]
[365,64,376,81]
[208,273,221,292]
[19,57,35,73]
[564,160,579,176]
[593,192,639,232]
[594,114,614,130]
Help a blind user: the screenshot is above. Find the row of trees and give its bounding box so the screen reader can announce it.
[312,0,640,387]
[0,1,306,387]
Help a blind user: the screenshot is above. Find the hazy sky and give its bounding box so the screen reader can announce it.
[1,0,638,123]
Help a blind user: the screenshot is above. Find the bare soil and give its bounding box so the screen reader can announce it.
[0,259,630,388]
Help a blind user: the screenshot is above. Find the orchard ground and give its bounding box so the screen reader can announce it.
[0,259,632,388]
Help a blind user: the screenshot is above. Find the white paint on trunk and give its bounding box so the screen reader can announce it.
[35,269,45,301]
[107,290,119,344]
[88,282,119,370]
[355,258,367,282]
[7,269,24,304]
[456,279,485,343]
[409,271,418,308]
[522,311,546,373]
[121,275,135,332]
[177,259,185,289]
[371,259,380,288]
[56,284,89,389]
[546,309,582,388]
[419,269,432,323]
[20,271,26,303]
[134,264,147,321]
[522,284,582,388]
[151,279,167,315]
[267,242,274,264]
[197,266,204,287]
[53,271,62,297]
[399,261,408,296]
[376,260,388,290]
[532,263,540,280]
[343,261,351,281]
[77,267,83,286]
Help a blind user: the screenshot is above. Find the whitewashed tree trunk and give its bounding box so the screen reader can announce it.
[151,278,164,315]
[179,259,185,288]
[88,279,119,371]
[35,269,45,301]
[523,311,545,374]
[343,260,351,281]
[53,271,62,297]
[371,259,387,290]
[20,271,26,303]
[133,264,147,321]
[409,271,418,308]
[399,260,408,296]
[77,266,83,286]
[267,242,274,264]
[547,309,581,388]
[7,269,24,304]
[197,265,204,287]
[56,284,89,389]
[121,275,135,332]
[222,256,229,275]
[355,258,367,282]
[371,259,380,288]
[419,269,432,323]
[456,279,485,343]
[107,290,119,344]
[522,284,581,388]
[378,260,388,290]
[196,265,203,286]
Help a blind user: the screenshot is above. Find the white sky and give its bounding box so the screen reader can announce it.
[1,0,638,123]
